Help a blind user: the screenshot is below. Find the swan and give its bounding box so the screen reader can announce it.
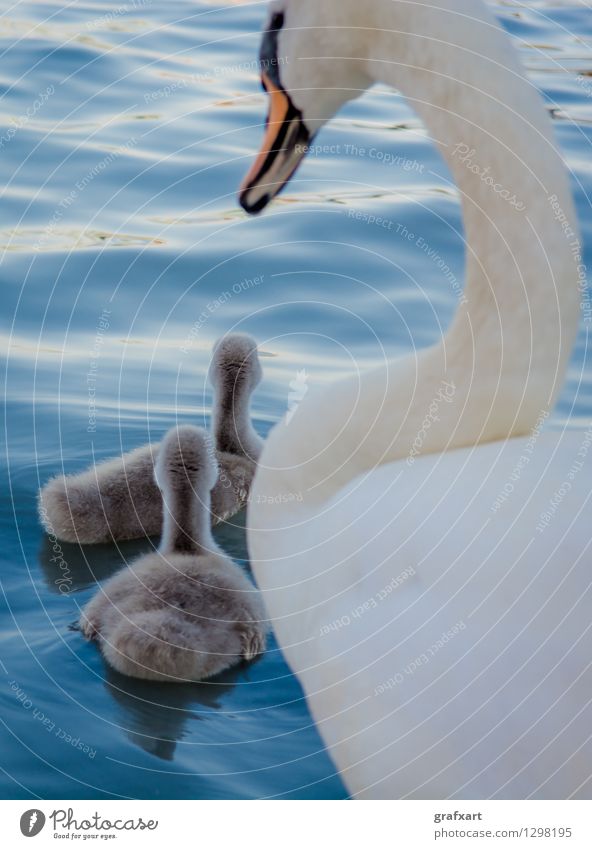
[38,332,263,544]
[238,0,592,798]
[79,424,266,682]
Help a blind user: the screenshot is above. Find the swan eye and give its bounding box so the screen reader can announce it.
[270,12,284,30]
[260,10,285,90]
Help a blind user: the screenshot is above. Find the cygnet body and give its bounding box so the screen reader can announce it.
[38,333,263,543]
[79,425,266,682]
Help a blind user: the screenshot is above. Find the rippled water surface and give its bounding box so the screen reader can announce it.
[1,0,591,799]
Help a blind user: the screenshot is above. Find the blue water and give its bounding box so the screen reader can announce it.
[1,0,591,799]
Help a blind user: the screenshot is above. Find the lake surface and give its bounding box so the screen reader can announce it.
[1,0,591,799]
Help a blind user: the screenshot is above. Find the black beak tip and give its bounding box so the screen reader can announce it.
[239,188,271,215]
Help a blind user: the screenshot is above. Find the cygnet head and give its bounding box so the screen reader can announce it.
[209,332,262,396]
[209,333,263,460]
[155,425,218,555]
[155,424,218,494]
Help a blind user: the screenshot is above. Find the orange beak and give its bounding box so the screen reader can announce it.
[239,72,311,215]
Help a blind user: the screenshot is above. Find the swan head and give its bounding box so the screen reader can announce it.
[239,0,371,214]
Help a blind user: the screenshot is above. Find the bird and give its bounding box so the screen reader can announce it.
[79,424,266,682]
[237,0,592,798]
[38,332,263,543]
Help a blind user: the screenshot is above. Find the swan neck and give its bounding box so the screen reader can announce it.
[373,2,580,387]
[250,2,581,510]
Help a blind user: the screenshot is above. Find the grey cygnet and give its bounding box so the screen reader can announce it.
[38,333,263,543]
[79,424,266,682]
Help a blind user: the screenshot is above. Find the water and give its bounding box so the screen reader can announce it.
[1,0,590,800]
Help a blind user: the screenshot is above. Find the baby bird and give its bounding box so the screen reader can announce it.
[79,425,266,682]
[38,333,263,543]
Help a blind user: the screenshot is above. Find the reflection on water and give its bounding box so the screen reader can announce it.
[1,0,591,799]
[0,229,165,253]
[104,664,242,762]
[38,532,157,594]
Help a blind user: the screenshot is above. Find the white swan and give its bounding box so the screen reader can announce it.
[38,333,263,543]
[238,0,592,798]
[79,425,266,682]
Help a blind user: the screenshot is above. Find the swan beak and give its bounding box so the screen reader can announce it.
[239,73,311,215]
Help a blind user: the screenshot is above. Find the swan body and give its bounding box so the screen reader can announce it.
[250,432,591,798]
[239,0,591,798]
[39,333,263,543]
[79,425,266,682]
